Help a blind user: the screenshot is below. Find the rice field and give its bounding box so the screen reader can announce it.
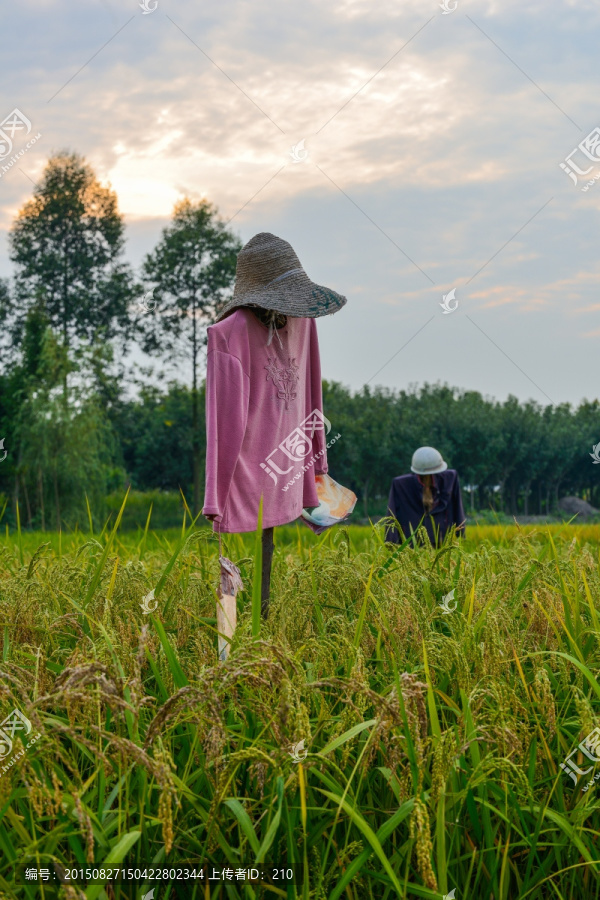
[1,511,600,899]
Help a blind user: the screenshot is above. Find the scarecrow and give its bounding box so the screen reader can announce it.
[385,446,466,548]
[203,232,356,659]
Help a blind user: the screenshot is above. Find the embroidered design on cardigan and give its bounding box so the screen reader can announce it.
[265,356,300,409]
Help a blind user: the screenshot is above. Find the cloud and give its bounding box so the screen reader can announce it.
[0,0,599,404]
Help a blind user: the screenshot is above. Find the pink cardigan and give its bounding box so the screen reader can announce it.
[202,308,328,533]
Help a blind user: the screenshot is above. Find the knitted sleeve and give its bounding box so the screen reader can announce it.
[202,348,250,525]
[308,319,329,475]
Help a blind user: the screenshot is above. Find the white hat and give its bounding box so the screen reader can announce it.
[410,446,448,475]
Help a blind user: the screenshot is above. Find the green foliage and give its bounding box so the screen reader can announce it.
[108,379,199,496]
[2,375,599,532]
[322,381,600,517]
[104,489,188,531]
[0,152,598,536]
[0,523,599,897]
[138,197,241,513]
[139,197,241,351]
[7,151,136,352]
[6,331,117,530]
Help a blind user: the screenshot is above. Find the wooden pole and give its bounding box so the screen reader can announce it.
[261,526,274,619]
[216,591,237,662]
[216,543,243,662]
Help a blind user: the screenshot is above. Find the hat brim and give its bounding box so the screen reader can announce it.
[216,270,347,322]
[411,461,448,475]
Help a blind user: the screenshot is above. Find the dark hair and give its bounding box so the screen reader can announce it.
[250,307,287,329]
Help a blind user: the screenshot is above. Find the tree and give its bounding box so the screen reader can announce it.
[349,386,396,517]
[540,404,583,513]
[139,198,241,514]
[495,398,544,516]
[0,279,12,366]
[7,151,136,399]
[11,326,115,530]
[572,400,600,507]
[320,381,599,521]
[109,376,197,495]
[435,389,500,512]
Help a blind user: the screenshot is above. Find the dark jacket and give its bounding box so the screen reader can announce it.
[385,469,466,546]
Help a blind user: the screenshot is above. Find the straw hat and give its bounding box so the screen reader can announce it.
[216,232,347,322]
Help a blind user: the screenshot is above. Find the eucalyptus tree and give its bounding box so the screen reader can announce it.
[7,151,137,400]
[139,198,241,513]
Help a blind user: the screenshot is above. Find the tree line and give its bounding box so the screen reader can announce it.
[322,382,600,518]
[0,151,240,527]
[0,152,598,529]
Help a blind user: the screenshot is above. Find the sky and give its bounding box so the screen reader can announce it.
[1,0,599,408]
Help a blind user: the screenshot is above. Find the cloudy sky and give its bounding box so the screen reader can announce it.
[1,0,598,407]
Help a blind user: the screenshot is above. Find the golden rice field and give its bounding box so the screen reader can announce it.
[0,514,600,899]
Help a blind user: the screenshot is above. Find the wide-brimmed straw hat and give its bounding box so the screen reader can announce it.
[216,232,347,322]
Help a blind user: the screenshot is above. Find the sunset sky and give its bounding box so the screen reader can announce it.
[1,0,598,406]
